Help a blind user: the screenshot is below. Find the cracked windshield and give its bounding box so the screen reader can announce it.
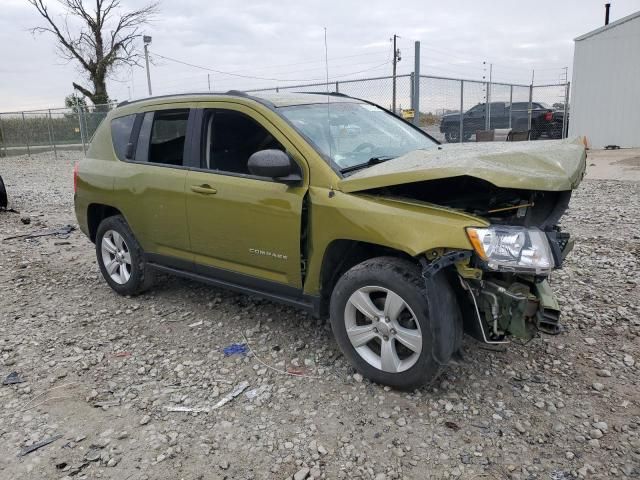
[280,102,438,172]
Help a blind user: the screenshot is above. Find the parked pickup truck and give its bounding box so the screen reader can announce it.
[74,92,586,389]
[439,101,561,142]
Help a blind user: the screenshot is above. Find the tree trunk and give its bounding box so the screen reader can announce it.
[92,77,109,106]
[72,75,109,107]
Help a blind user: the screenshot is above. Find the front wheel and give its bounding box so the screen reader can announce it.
[329,257,462,390]
[444,128,460,143]
[95,215,155,296]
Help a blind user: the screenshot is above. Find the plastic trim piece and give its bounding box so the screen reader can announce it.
[420,251,472,279]
[146,253,319,316]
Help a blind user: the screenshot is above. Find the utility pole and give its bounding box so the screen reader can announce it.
[487,62,493,129]
[391,34,401,114]
[483,61,493,130]
[207,74,211,91]
[412,41,420,126]
[143,35,153,96]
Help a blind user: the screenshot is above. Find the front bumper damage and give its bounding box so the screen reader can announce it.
[424,231,573,343]
[459,276,561,343]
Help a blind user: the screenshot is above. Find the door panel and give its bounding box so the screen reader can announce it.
[186,171,305,286]
[186,103,309,289]
[114,164,189,259]
[112,108,192,262]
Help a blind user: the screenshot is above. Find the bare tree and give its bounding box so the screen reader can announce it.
[28,0,158,105]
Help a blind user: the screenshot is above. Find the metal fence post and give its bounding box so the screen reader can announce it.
[412,41,420,126]
[83,106,89,145]
[0,115,6,157]
[562,81,570,139]
[527,84,533,133]
[410,72,414,113]
[76,100,87,155]
[508,85,513,129]
[21,112,31,156]
[459,80,464,143]
[335,81,339,93]
[47,109,57,159]
[485,82,490,130]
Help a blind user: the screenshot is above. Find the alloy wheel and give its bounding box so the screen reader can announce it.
[344,286,422,373]
[101,230,132,285]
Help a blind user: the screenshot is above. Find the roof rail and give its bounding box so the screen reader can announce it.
[297,91,351,98]
[116,91,253,108]
[225,90,248,96]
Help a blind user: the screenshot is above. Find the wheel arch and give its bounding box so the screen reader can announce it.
[316,239,417,317]
[87,203,123,243]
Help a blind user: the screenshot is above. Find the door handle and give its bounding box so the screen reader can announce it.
[190,184,217,195]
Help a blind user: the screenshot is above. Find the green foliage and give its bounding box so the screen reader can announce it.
[65,94,88,112]
[0,111,107,147]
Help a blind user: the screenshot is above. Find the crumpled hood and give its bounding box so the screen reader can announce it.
[339,138,587,193]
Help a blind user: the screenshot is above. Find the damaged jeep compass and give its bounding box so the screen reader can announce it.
[74,92,586,389]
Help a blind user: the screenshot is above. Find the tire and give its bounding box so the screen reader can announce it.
[530,125,542,140]
[549,123,563,139]
[95,215,155,296]
[0,175,7,209]
[445,129,471,143]
[329,256,462,390]
[444,129,459,143]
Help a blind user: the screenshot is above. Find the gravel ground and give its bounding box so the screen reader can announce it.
[0,150,638,480]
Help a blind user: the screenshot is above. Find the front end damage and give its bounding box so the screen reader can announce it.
[456,265,566,344]
[339,138,587,342]
[420,188,577,343]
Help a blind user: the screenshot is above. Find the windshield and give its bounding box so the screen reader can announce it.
[279,102,437,172]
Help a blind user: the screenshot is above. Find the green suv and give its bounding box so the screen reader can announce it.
[74,91,586,389]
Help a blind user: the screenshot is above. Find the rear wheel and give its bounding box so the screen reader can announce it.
[95,215,155,296]
[530,124,542,140]
[0,175,7,209]
[329,257,461,390]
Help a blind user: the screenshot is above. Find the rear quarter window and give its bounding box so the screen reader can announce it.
[110,114,136,160]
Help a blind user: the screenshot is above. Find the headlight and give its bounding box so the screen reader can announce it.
[466,226,554,275]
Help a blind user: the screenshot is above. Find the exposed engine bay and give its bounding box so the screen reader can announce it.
[367,175,571,229]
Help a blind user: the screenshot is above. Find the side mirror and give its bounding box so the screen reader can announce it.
[247,149,301,184]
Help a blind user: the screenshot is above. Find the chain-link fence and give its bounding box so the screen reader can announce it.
[248,74,570,144]
[0,104,113,158]
[0,75,569,157]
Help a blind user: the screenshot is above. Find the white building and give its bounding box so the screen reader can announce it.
[569,10,640,148]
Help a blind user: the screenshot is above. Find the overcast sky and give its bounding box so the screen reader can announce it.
[1,0,638,111]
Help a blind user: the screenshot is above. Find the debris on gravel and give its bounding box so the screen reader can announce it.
[0,151,638,479]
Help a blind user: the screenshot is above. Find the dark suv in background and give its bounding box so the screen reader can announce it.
[439,101,563,142]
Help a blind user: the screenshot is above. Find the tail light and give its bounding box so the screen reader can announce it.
[544,112,553,121]
[73,162,79,193]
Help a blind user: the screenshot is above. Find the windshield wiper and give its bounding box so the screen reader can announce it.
[339,156,395,174]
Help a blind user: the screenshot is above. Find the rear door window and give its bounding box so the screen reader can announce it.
[110,114,136,161]
[134,109,190,166]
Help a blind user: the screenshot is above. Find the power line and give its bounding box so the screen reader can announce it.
[150,52,325,82]
[150,51,392,84]
[214,50,392,75]
[151,53,392,79]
